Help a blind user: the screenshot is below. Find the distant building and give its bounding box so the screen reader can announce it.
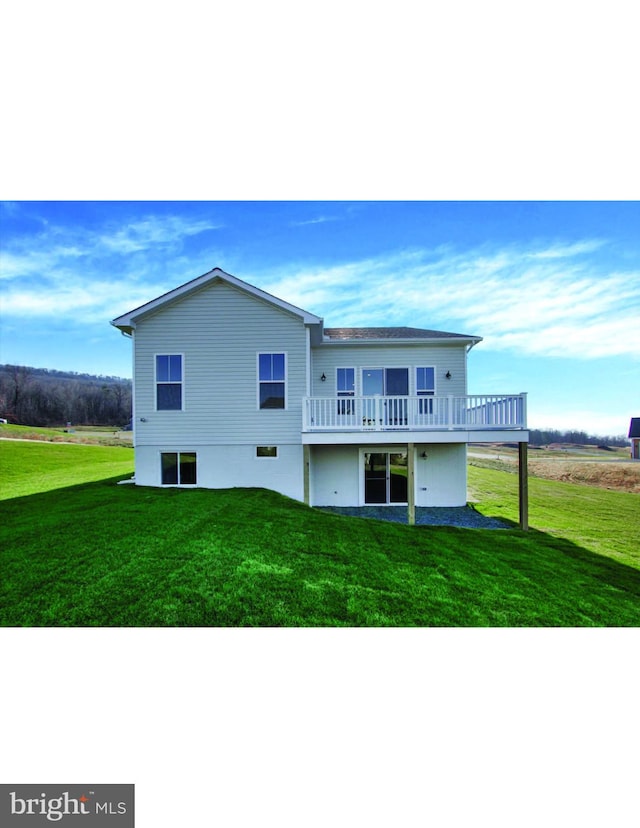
[629,418,640,460]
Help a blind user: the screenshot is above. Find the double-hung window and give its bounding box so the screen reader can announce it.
[258,353,286,409]
[156,354,183,410]
[416,366,435,414]
[337,367,355,415]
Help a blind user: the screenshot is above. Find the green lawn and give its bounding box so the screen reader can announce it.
[0,439,134,499]
[469,465,639,569]
[1,441,639,626]
[0,422,132,447]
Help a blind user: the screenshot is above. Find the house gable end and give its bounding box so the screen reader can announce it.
[111,267,323,332]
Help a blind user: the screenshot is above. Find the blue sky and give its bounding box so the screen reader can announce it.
[1,200,639,437]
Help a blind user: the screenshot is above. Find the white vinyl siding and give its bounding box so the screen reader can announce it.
[311,344,468,397]
[132,280,307,446]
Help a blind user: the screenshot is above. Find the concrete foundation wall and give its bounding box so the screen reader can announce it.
[135,443,304,501]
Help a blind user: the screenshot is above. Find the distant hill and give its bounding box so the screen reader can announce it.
[0,364,132,427]
[0,364,132,386]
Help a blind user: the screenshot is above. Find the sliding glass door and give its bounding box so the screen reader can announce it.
[363,451,408,504]
[361,368,409,426]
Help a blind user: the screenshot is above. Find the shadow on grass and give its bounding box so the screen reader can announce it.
[0,473,135,506]
[323,502,640,607]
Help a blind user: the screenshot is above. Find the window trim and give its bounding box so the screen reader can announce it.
[416,366,436,415]
[336,366,356,415]
[257,351,287,410]
[256,446,278,458]
[336,366,356,396]
[160,451,197,486]
[155,353,185,411]
[416,366,436,396]
[361,367,409,396]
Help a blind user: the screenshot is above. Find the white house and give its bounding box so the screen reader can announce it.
[111,268,530,524]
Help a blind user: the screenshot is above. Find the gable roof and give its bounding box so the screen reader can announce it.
[111,267,323,334]
[111,268,482,348]
[629,418,640,438]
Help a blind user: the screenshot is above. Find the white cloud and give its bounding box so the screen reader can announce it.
[2,225,639,364]
[98,216,221,253]
[524,239,606,260]
[0,213,222,321]
[259,243,640,359]
[290,215,340,226]
[0,245,85,280]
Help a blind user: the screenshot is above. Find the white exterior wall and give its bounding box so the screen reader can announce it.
[310,342,469,397]
[414,443,467,506]
[130,280,308,498]
[135,444,304,500]
[133,280,307,448]
[309,442,467,507]
[310,445,360,506]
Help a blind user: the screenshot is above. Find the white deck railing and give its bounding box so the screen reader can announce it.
[303,394,527,432]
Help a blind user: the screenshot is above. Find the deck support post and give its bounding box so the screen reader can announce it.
[407,442,415,526]
[303,444,310,505]
[518,441,528,531]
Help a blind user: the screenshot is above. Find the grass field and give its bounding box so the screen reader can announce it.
[468,465,639,569]
[0,422,132,447]
[0,439,134,499]
[470,443,640,492]
[1,439,639,627]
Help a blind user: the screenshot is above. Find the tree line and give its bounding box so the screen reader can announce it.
[526,428,627,447]
[0,365,132,427]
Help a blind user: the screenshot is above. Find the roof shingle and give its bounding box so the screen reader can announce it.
[324,326,477,341]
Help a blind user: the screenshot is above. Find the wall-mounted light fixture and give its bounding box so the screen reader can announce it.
[321,373,327,382]
[445,371,452,380]
[140,417,147,422]
[421,451,428,458]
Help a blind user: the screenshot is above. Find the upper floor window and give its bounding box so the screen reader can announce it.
[337,367,355,396]
[258,352,286,409]
[156,354,183,410]
[362,367,408,396]
[416,366,435,414]
[337,367,355,415]
[416,367,435,396]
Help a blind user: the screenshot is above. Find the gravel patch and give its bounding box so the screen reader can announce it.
[316,505,509,529]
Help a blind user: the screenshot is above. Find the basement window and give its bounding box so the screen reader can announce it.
[161,452,197,485]
[256,446,278,458]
